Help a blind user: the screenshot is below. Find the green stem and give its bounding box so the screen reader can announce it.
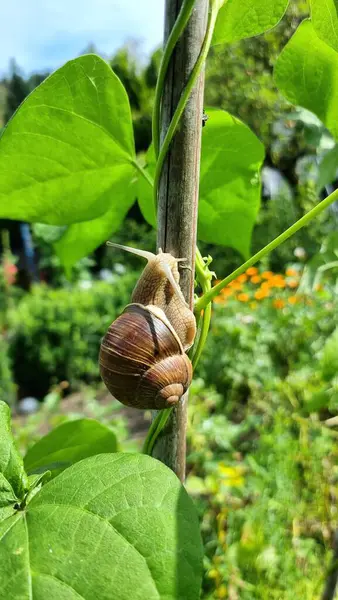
[195,188,338,312]
[153,3,218,210]
[132,159,154,189]
[143,408,172,455]
[190,249,212,368]
[152,0,196,158]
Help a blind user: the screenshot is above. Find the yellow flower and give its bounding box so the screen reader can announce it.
[237,274,248,283]
[218,530,226,544]
[208,569,219,579]
[222,287,233,297]
[250,275,262,284]
[273,299,285,309]
[217,584,227,599]
[287,279,298,289]
[218,464,245,487]
[286,268,298,277]
[262,271,274,280]
[250,301,257,310]
[255,288,269,300]
[246,266,258,276]
[273,278,286,289]
[237,293,250,302]
[288,295,298,305]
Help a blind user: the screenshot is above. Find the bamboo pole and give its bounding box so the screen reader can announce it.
[152,0,208,481]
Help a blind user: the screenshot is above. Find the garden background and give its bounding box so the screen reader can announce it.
[1,1,338,598]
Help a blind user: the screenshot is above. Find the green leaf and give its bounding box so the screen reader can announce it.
[24,419,117,478]
[317,144,338,191]
[0,54,135,225]
[274,20,338,139]
[213,0,289,45]
[198,109,264,257]
[137,147,156,227]
[309,0,338,53]
[137,111,264,257]
[54,164,137,271]
[0,402,28,501]
[1,453,203,600]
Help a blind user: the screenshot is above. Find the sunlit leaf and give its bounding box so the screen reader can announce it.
[0,55,135,225]
[309,0,338,52]
[274,20,338,139]
[213,0,289,45]
[1,453,203,600]
[54,164,136,272]
[198,109,264,257]
[24,419,117,479]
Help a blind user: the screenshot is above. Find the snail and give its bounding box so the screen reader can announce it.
[99,243,196,410]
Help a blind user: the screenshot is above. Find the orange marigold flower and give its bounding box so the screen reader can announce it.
[255,289,269,300]
[213,296,225,304]
[262,271,274,280]
[250,275,261,284]
[246,266,258,276]
[237,274,248,283]
[237,293,250,302]
[287,279,298,289]
[288,296,298,305]
[231,281,242,291]
[273,279,286,289]
[222,287,233,297]
[273,299,285,309]
[286,268,298,277]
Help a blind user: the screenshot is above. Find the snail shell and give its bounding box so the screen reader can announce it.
[99,303,193,410]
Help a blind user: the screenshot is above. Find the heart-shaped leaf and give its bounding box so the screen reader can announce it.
[198,109,264,257]
[24,418,117,479]
[1,453,203,600]
[0,402,28,504]
[274,20,338,139]
[54,164,137,272]
[0,54,136,225]
[137,110,264,257]
[309,0,338,53]
[213,0,289,46]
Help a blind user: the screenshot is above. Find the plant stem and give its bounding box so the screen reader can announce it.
[153,2,218,211]
[152,0,196,158]
[195,188,338,311]
[190,248,212,368]
[152,0,209,480]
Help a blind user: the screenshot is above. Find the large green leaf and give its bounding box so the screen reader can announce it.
[0,402,28,503]
[274,20,338,139]
[0,54,135,225]
[317,144,338,191]
[137,147,156,227]
[213,0,289,45]
[1,453,203,600]
[54,164,136,271]
[24,419,117,479]
[198,109,264,257]
[309,0,338,52]
[137,110,264,257]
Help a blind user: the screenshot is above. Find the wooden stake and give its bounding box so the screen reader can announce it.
[152,0,208,481]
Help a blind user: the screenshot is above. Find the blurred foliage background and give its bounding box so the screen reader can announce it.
[1,1,338,598]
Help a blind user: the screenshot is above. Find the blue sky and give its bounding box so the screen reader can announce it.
[1,0,165,77]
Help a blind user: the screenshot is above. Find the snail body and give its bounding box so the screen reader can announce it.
[99,244,196,410]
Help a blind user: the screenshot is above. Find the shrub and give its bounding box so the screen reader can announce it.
[8,274,137,398]
[197,266,338,418]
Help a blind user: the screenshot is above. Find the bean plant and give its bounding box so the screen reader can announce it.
[1,0,338,598]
